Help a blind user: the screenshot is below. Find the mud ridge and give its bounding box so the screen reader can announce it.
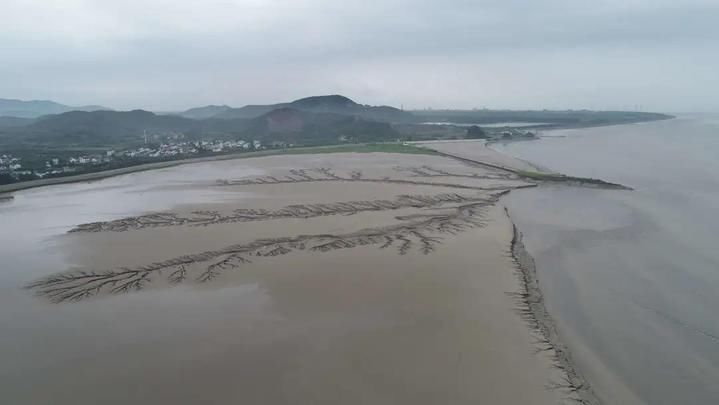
[505,206,601,405]
[429,149,632,190]
[70,192,495,233]
[216,167,529,191]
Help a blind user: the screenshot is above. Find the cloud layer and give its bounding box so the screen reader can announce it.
[2,0,717,111]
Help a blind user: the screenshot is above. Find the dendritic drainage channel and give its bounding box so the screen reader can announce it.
[28,195,500,303]
[69,166,532,233]
[28,165,532,303]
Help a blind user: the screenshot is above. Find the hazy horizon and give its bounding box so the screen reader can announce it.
[3,0,718,112]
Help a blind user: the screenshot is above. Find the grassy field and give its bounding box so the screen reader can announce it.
[279,143,437,155]
[0,143,436,193]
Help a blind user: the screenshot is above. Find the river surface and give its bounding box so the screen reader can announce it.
[495,114,719,404]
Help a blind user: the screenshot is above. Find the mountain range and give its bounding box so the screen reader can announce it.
[178,105,232,119]
[0,95,403,147]
[177,95,414,123]
[0,94,672,151]
[0,98,110,119]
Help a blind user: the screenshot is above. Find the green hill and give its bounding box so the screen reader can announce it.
[213,95,414,123]
[246,107,398,145]
[177,105,231,119]
[0,104,399,149]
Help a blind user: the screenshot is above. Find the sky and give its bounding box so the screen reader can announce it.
[1,0,718,112]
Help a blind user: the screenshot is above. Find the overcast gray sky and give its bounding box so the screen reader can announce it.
[2,0,718,112]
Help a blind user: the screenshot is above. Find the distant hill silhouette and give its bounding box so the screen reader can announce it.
[0,95,671,151]
[16,110,197,145]
[1,102,399,147]
[213,95,414,123]
[0,98,110,119]
[178,105,231,119]
[245,107,399,144]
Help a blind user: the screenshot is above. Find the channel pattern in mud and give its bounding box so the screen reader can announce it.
[69,166,530,234]
[28,163,531,302]
[28,191,504,303]
[216,166,521,188]
[70,192,491,233]
[393,165,514,179]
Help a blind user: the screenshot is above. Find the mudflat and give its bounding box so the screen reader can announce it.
[5,152,575,404]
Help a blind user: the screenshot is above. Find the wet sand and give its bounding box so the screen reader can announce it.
[3,152,578,404]
[417,140,544,172]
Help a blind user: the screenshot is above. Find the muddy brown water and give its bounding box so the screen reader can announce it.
[0,153,565,405]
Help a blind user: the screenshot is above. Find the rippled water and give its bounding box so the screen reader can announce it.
[495,115,719,404]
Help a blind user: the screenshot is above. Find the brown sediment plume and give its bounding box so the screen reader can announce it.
[505,206,601,405]
[28,196,498,303]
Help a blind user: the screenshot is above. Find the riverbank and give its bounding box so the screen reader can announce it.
[418,140,631,190]
[0,143,435,194]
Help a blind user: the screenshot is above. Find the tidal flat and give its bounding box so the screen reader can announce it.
[0,151,583,405]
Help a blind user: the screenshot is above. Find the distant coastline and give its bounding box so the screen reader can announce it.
[1,109,667,194]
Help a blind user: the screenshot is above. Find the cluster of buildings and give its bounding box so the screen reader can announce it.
[0,154,22,172]
[2,152,114,181]
[123,139,262,159]
[2,155,83,180]
[1,139,266,182]
[0,154,37,180]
